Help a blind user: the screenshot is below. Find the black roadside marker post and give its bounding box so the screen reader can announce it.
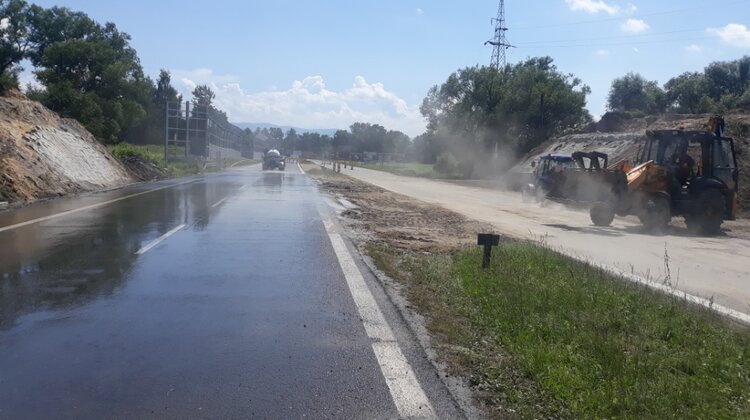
[477,233,500,268]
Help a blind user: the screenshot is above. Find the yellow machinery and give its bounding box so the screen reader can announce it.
[588,116,739,234]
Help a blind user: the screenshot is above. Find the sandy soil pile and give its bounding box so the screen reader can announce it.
[0,92,133,203]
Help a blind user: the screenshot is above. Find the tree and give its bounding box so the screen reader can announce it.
[268,127,283,142]
[124,69,181,145]
[387,130,411,156]
[607,72,667,114]
[24,4,98,67]
[332,129,352,156]
[192,84,214,107]
[283,128,299,153]
[32,13,154,142]
[421,58,591,172]
[155,69,181,105]
[664,72,708,113]
[350,122,387,153]
[0,0,30,92]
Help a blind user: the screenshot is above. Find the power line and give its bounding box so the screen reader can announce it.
[511,0,748,31]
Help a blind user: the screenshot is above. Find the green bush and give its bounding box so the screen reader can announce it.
[109,143,162,166]
[0,69,20,95]
[433,152,458,174]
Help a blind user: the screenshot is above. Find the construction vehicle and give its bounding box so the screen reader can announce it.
[522,154,577,202]
[523,153,625,206]
[587,116,739,235]
[262,149,286,171]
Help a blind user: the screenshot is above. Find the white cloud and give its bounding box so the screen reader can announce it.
[565,0,619,15]
[685,44,703,53]
[625,3,638,13]
[416,7,423,15]
[707,23,750,48]
[595,49,610,56]
[173,70,424,136]
[620,18,649,33]
[633,47,639,53]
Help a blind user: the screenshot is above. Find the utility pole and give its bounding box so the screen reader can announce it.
[484,0,513,69]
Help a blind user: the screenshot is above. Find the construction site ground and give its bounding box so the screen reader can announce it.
[305,162,750,318]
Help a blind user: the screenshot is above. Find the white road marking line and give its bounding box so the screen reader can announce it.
[135,224,186,255]
[0,180,195,234]
[239,184,248,191]
[319,210,436,418]
[297,161,305,174]
[211,197,228,208]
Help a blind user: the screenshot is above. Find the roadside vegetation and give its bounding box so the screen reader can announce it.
[108,143,202,178]
[370,243,750,418]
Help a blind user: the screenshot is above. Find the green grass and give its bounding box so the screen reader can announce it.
[357,162,464,179]
[371,243,750,418]
[108,143,201,177]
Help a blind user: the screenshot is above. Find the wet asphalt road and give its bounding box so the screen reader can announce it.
[0,165,460,419]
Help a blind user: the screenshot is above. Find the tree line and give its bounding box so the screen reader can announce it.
[607,57,750,115]
[0,0,203,145]
[3,0,749,174]
[250,123,414,160]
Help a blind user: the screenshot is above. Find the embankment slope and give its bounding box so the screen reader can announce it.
[0,92,133,203]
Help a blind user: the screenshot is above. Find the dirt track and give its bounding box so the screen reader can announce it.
[320,164,750,315]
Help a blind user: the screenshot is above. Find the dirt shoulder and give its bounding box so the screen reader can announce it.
[303,164,493,253]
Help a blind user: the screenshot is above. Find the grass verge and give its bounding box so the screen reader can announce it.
[369,242,750,418]
[109,143,201,177]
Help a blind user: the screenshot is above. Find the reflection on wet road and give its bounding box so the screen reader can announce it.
[0,166,403,418]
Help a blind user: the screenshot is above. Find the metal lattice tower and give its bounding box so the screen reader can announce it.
[485,0,513,69]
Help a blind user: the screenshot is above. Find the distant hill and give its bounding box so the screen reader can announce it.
[234,122,339,137]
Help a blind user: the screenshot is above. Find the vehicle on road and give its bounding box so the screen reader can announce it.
[522,154,578,203]
[262,149,286,171]
[582,117,739,234]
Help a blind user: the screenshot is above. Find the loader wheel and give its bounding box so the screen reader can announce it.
[590,203,615,226]
[535,187,548,206]
[638,195,671,233]
[686,189,725,236]
[521,185,533,203]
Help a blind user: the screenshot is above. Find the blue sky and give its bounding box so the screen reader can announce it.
[26,0,750,136]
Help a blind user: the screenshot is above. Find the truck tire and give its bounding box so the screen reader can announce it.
[638,195,671,233]
[590,203,615,226]
[521,185,533,203]
[686,189,725,236]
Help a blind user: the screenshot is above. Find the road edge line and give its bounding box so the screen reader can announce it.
[316,207,436,418]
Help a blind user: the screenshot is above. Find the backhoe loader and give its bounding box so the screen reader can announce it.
[587,116,739,235]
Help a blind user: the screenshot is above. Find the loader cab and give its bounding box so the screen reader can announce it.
[534,154,576,179]
[639,130,739,223]
[639,130,738,191]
